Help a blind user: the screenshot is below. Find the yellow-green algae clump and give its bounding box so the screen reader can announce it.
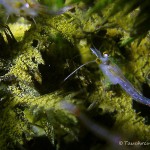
[0,1,150,150]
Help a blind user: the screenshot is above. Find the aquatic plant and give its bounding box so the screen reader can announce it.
[0,0,150,150]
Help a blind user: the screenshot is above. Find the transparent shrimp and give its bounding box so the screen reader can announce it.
[90,47,150,107]
[0,0,74,20]
[0,0,37,17]
[60,101,121,146]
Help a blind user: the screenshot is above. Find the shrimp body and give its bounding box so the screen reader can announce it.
[118,76,150,106]
[0,0,37,17]
[0,0,74,19]
[90,48,150,106]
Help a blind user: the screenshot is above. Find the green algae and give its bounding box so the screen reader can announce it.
[0,1,150,150]
[0,93,78,149]
[89,82,150,140]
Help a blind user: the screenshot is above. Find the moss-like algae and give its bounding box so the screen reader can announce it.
[0,1,150,149]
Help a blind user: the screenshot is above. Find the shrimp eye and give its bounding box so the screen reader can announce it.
[103,51,109,58]
[23,3,30,9]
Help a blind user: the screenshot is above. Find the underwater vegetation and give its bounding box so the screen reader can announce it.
[0,0,150,150]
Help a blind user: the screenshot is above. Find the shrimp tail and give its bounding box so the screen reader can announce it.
[119,79,150,106]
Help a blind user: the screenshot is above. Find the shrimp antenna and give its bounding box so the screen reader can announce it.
[90,43,103,58]
[63,60,95,82]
